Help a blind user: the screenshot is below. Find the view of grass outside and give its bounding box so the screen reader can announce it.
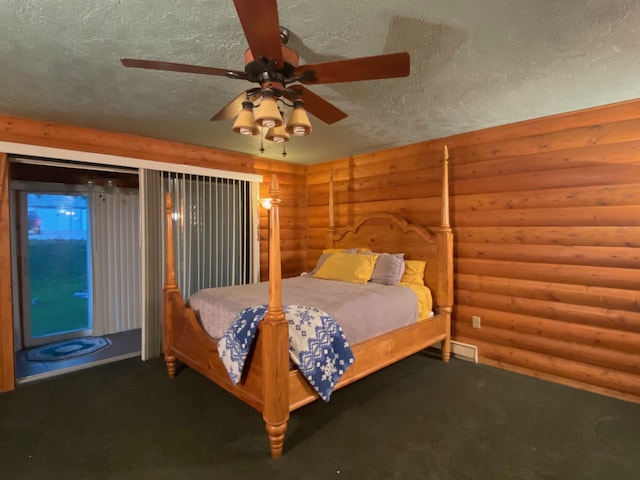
[29,239,89,337]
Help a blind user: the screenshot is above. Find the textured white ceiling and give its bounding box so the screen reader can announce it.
[1,0,640,164]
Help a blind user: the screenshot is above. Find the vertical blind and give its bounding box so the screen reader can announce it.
[141,170,260,359]
[140,169,163,360]
[91,188,141,336]
[163,173,257,299]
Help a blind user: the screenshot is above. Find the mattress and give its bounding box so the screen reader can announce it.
[188,275,425,345]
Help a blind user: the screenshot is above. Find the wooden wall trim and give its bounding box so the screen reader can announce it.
[0,115,258,174]
[0,153,14,392]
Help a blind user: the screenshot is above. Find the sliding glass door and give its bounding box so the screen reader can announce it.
[19,192,92,347]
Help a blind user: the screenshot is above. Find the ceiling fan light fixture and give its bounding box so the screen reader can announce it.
[232,101,259,135]
[254,90,283,128]
[285,100,312,136]
[265,124,290,143]
[121,2,413,160]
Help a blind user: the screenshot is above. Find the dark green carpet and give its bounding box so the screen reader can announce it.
[1,352,638,479]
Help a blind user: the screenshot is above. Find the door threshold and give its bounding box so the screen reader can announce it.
[16,351,140,385]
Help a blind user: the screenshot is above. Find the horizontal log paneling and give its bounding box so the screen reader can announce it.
[435,98,640,149]
[308,196,442,219]
[308,99,640,180]
[308,97,640,403]
[455,226,640,248]
[456,323,640,376]
[456,274,640,312]
[259,226,307,241]
[456,243,640,269]
[307,143,434,181]
[451,163,640,195]
[259,240,307,257]
[258,174,307,191]
[310,165,443,193]
[456,258,640,290]
[453,183,640,211]
[455,337,640,401]
[454,305,640,354]
[452,141,640,179]
[450,118,640,165]
[454,205,639,227]
[308,181,442,206]
[455,289,640,334]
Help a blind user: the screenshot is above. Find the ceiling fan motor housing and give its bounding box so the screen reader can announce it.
[243,45,300,85]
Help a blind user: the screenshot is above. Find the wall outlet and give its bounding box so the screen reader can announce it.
[472,315,481,328]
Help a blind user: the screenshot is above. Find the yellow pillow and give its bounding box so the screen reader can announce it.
[314,252,379,284]
[400,260,427,286]
[399,282,433,319]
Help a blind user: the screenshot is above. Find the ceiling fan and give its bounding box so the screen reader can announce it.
[121,0,410,137]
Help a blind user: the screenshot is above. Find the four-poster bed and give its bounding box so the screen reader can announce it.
[162,146,453,458]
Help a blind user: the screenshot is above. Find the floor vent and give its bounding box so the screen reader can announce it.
[430,340,478,363]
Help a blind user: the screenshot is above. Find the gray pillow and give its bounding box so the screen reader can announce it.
[368,252,405,285]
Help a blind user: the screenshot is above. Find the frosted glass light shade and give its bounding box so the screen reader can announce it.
[254,91,283,128]
[232,101,259,135]
[265,124,290,143]
[285,100,312,136]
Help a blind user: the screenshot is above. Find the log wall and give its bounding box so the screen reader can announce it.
[0,114,307,391]
[307,98,640,404]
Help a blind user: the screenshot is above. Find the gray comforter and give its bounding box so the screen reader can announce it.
[188,275,420,345]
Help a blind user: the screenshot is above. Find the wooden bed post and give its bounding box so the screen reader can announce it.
[327,169,335,248]
[438,146,453,362]
[163,192,178,377]
[261,175,289,458]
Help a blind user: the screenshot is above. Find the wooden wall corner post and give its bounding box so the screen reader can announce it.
[437,146,454,362]
[162,192,178,378]
[261,174,289,458]
[0,152,15,392]
[326,169,336,249]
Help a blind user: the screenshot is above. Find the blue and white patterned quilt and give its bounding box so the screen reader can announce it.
[217,304,355,401]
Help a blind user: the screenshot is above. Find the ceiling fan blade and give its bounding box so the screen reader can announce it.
[233,0,283,67]
[121,58,246,79]
[286,85,348,125]
[210,88,261,121]
[294,52,410,84]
